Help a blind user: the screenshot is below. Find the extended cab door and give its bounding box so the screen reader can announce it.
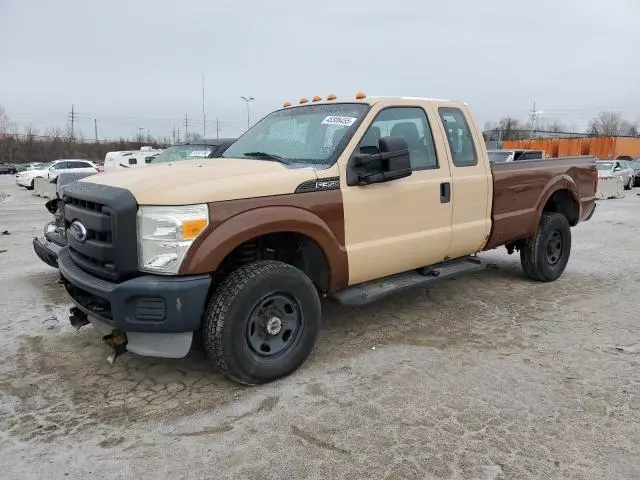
[340,102,454,285]
[433,104,492,259]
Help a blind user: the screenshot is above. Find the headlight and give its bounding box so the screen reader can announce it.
[137,204,209,274]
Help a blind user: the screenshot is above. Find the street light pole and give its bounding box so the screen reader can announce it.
[241,96,255,130]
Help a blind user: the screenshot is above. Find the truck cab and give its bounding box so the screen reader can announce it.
[56,93,596,385]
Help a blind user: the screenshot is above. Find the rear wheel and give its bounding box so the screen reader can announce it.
[624,177,633,190]
[202,260,321,385]
[27,178,36,190]
[521,213,571,282]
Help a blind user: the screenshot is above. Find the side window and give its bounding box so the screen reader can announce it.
[128,157,138,165]
[438,107,478,167]
[51,162,68,170]
[519,151,543,161]
[357,107,438,170]
[70,161,87,168]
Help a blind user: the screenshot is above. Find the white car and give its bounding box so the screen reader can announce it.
[15,159,99,189]
[596,160,635,190]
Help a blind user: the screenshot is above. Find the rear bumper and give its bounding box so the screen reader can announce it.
[58,247,211,334]
[33,236,61,268]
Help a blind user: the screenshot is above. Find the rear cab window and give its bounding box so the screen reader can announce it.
[438,107,477,167]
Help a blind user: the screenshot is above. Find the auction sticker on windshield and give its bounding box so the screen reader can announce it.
[321,116,357,126]
[190,150,212,157]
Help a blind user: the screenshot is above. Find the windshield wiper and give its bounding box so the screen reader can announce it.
[242,152,289,164]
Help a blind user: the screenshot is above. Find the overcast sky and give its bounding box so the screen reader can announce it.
[1,0,638,140]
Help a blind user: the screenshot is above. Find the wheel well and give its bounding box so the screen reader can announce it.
[217,233,331,293]
[543,189,578,226]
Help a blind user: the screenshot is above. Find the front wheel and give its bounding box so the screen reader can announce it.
[202,261,321,385]
[520,213,572,282]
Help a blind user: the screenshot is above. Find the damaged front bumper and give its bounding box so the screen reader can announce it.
[33,235,63,268]
[57,247,211,359]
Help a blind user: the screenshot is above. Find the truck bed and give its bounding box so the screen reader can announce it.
[485,155,597,250]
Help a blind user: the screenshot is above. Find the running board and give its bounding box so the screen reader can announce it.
[332,257,485,306]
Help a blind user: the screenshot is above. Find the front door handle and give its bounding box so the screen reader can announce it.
[440,182,451,203]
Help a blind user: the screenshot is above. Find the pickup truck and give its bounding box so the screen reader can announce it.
[56,93,597,385]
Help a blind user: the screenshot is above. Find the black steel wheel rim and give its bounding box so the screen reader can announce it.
[545,230,564,265]
[246,293,303,357]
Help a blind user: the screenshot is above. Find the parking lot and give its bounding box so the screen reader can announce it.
[1,174,639,479]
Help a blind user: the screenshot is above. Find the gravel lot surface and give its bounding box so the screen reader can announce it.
[1,174,639,479]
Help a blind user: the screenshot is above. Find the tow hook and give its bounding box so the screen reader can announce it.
[69,306,90,330]
[103,330,128,364]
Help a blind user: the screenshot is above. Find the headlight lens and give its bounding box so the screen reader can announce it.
[137,204,209,274]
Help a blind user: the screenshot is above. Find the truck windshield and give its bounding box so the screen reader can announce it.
[151,145,217,164]
[488,151,512,163]
[596,162,613,170]
[222,103,369,166]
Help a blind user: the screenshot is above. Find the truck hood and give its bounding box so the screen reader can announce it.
[81,158,320,205]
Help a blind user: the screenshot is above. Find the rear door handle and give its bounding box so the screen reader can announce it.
[440,182,451,203]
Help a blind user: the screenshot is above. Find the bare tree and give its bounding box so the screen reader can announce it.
[548,121,568,133]
[185,132,203,142]
[587,111,638,136]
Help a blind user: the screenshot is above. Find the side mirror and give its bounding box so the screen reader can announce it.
[348,136,412,186]
[614,166,621,171]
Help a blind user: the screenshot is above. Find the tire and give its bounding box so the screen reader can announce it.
[520,212,571,282]
[624,178,632,190]
[202,260,321,385]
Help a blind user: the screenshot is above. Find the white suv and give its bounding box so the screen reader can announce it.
[16,159,99,189]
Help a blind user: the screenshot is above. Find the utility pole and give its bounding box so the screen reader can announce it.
[529,101,542,139]
[241,96,254,130]
[94,118,98,143]
[177,127,180,143]
[202,74,206,139]
[172,126,176,144]
[68,104,77,140]
[138,127,144,148]
[216,118,219,139]
[183,113,189,140]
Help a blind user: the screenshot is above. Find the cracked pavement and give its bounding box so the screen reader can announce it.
[0,175,639,479]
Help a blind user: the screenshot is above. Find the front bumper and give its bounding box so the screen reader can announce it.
[58,247,211,334]
[33,236,62,268]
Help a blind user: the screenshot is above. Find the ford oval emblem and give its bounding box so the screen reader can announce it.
[70,220,88,243]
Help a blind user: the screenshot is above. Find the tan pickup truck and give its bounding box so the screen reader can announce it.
[57,94,597,384]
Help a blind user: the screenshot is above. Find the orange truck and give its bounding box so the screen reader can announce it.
[503,137,640,160]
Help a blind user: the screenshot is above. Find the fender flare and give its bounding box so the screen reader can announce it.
[179,205,349,292]
[535,174,580,226]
